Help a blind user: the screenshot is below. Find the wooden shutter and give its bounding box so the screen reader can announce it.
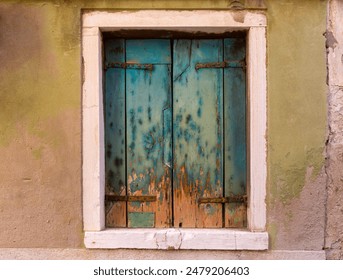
[224,38,247,228]
[173,39,224,228]
[104,37,246,228]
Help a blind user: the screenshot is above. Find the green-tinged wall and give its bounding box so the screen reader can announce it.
[266,0,327,250]
[0,0,327,251]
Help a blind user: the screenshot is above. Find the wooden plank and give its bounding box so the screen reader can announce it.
[173,39,223,228]
[126,39,171,64]
[126,39,172,228]
[104,39,127,228]
[128,212,155,228]
[223,38,247,228]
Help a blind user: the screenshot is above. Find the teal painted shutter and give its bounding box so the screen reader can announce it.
[104,37,246,228]
[104,39,127,227]
[126,40,172,228]
[173,39,224,228]
[224,38,247,227]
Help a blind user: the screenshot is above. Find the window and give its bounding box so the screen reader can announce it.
[104,37,247,229]
[82,10,267,250]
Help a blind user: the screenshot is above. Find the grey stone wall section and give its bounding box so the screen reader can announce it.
[325,0,343,260]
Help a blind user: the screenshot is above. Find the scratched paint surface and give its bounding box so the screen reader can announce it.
[104,39,127,227]
[126,39,172,228]
[173,39,224,228]
[105,38,246,228]
[224,38,247,228]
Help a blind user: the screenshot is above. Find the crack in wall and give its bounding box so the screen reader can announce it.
[155,229,182,249]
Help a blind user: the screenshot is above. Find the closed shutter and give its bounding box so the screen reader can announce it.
[104,37,246,228]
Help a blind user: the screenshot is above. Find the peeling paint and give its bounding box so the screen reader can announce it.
[325,31,338,49]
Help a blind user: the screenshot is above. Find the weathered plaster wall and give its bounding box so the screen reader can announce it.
[0,3,83,247]
[266,0,327,251]
[325,0,343,260]
[0,0,329,258]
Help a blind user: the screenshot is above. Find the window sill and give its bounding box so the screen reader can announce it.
[84,229,268,250]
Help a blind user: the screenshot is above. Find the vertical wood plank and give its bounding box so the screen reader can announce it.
[224,38,247,228]
[104,39,127,227]
[126,40,172,228]
[173,39,223,228]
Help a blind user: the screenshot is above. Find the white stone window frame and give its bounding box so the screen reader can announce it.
[82,10,268,250]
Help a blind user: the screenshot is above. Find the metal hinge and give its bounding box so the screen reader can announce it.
[105,195,156,202]
[104,62,153,71]
[198,195,247,204]
[195,60,246,70]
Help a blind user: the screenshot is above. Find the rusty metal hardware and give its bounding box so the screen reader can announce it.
[198,195,247,204]
[105,62,153,71]
[106,195,156,202]
[195,60,246,70]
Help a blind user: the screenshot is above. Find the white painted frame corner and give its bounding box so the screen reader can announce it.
[82,10,267,250]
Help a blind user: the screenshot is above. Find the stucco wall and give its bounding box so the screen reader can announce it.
[266,0,327,251]
[0,0,331,258]
[325,0,343,260]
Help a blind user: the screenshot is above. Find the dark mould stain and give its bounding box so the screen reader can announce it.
[114,157,123,167]
[184,129,192,142]
[189,121,197,131]
[186,114,192,124]
[108,170,114,179]
[226,37,246,57]
[148,107,152,122]
[129,142,135,152]
[112,47,124,54]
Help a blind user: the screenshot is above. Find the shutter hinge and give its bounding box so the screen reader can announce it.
[104,62,153,71]
[106,195,156,202]
[195,60,246,70]
[198,195,247,204]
